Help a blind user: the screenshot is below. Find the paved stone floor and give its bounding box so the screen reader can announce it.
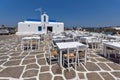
[0,35,120,80]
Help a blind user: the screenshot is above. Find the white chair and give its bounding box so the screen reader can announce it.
[77,45,87,65]
[106,46,116,59]
[49,46,59,65]
[116,52,120,63]
[92,38,102,49]
[31,39,38,50]
[21,39,30,51]
[63,48,76,71]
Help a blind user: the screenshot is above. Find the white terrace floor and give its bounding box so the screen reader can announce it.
[0,35,120,80]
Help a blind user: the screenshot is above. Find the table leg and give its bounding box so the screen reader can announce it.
[60,50,62,67]
[103,45,107,57]
[92,43,93,50]
[68,48,70,70]
[21,40,23,51]
[85,49,87,65]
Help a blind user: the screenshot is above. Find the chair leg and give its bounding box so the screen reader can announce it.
[107,50,111,59]
[78,55,80,66]
[118,51,120,64]
[118,55,120,64]
[63,57,64,66]
[74,62,76,70]
[49,52,51,65]
[49,56,51,65]
[84,50,87,65]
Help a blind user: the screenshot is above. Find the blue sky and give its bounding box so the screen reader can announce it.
[0,0,120,27]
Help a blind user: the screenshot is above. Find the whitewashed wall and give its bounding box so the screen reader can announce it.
[16,22,64,35]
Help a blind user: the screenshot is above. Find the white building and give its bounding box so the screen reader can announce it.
[16,13,64,35]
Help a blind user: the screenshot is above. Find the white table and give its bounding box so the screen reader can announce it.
[103,42,120,57]
[52,37,74,49]
[56,42,87,67]
[80,36,101,49]
[107,35,120,41]
[21,36,40,51]
[80,36,96,43]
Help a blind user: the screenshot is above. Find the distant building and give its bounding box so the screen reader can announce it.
[0,28,9,35]
[113,27,120,30]
[16,13,64,35]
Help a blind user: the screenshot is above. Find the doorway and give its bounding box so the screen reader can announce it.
[47,26,53,33]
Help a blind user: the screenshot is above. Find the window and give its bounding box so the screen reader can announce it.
[38,26,42,31]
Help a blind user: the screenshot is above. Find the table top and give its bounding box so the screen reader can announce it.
[104,42,120,47]
[52,37,73,41]
[56,42,86,49]
[103,42,120,50]
[22,37,40,40]
[81,36,96,39]
[53,35,66,39]
[107,35,120,39]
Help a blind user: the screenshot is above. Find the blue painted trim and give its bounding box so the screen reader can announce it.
[26,19,56,22]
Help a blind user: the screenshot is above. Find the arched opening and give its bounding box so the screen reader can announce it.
[43,16,46,22]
